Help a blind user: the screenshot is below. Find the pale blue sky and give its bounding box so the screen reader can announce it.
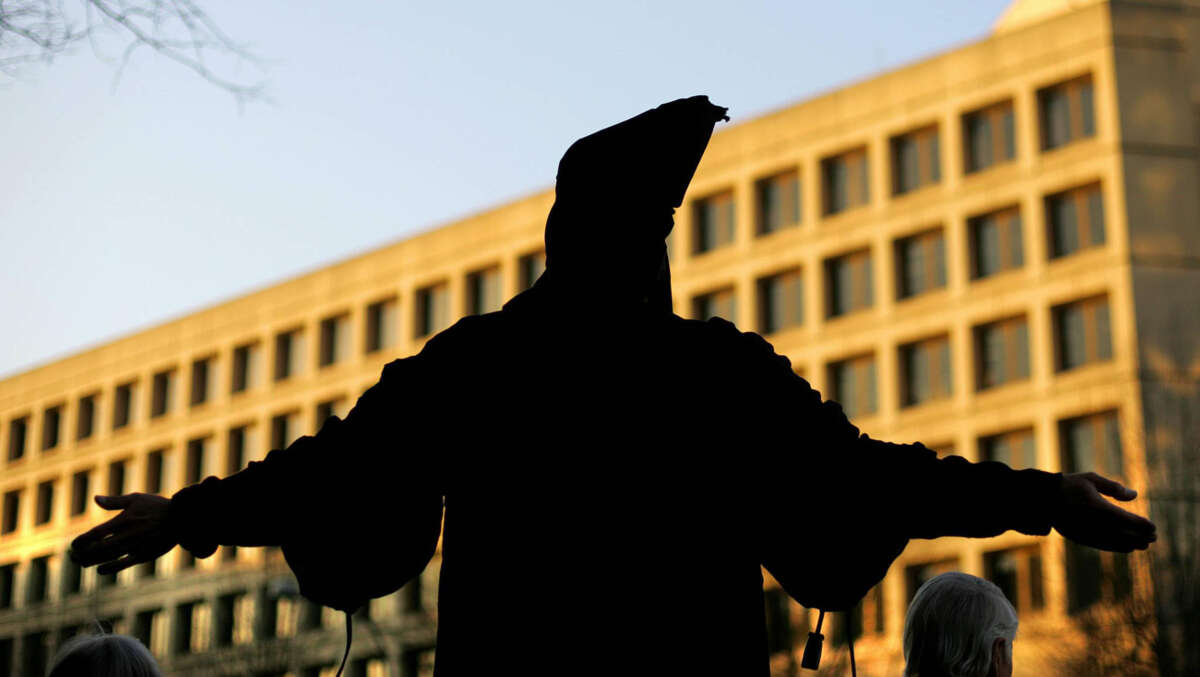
[0,0,1011,377]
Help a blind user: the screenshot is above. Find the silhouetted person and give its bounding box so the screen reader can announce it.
[72,96,1155,676]
[903,572,1016,677]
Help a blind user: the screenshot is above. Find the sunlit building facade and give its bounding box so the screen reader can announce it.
[2,0,1197,674]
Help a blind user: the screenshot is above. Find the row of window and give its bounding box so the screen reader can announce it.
[692,180,1106,333]
[1,251,546,464]
[0,398,354,539]
[743,294,1110,417]
[0,604,429,676]
[690,74,1096,253]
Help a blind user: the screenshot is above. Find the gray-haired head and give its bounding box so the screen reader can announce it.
[902,572,1018,677]
[48,633,162,677]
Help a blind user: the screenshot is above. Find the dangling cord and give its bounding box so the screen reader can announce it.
[334,611,353,677]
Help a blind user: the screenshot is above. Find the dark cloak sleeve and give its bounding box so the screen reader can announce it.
[167,338,451,613]
[715,320,1064,612]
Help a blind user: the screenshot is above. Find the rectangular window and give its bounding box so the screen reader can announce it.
[891,125,940,195]
[76,394,96,441]
[974,315,1031,389]
[315,398,348,430]
[227,427,247,474]
[108,460,126,495]
[0,563,13,608]
[26,555,49,604]
[693,190,736,254]
[185,438,207,485]
[231,342,260,393]
[1046,183,1105,259]
[274,328,306,381]
[21,631,48,677]
[822,147,869,215]
[825,249,874,318]
[364,298,398,353]
[145,450,164,494]
[757,269,804,334]
[827,353,878,419]
[1039,74,1096,150]
[173,602,195,655]
[150,369,174,418]
[1060,410,1123,478]
[900,335,953,407]
[35,480,53,525]
[969,206,1024,279]
[415,283,450,338]
[980,428,1037,469]
[8,416,27,461]
[1054,295,1113,371]
[70,470,90,516]
[756,170,801,235]
[190,357,214,406]
[41,406,61,451]
[1,490,19,534]
[60,557,82,596]
[895,228,947,299]
[963,100,1016,173]
[692,287,738,324]
[518,250,546,291]
[466,266,503,316]
[985,545,1045,614]
[215,594,237,647]
[113,382,134,430]
[271,412,300,450]
[319,314,352,367]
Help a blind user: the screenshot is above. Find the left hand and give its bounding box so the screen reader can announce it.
[1053,472,1156,553]
[69,493,177,575]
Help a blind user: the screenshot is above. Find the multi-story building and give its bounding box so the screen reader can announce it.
[2,0,1197,674]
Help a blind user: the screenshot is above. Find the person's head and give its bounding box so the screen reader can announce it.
[49,633,162,677]
[902,572,1017,677]
[542,96,728,310]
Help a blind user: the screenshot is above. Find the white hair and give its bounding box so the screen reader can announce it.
[902,572,1018,677]
[48,633,162,677]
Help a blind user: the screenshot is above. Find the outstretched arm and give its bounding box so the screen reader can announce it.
[71,334,454,609]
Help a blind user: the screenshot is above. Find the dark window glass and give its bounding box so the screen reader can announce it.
[466,267,503,316]
[415,284,450,338]
[26,556,49,603]
[692,287,738,324]
[231,343,258,393]
[693,191,736,254]
[0,563,14,608]
[1060,410,1123,478]
[113,383,133,430]
[365,298,398,353]
[145,450,164,494]
[981,428,1037,469]
[822,148,869,215]
[985,546,1045,614]
[964,101,1017,173]
[60,557,82,596]
[756,170,801,235]
[757,269,804,334]
[150,369,174,418]
[34,481,53,525]
[319,314,351,367]
[190,358,211,406]
[518,250,546,291]
[901,335,953,407]
[21,631,47,677]
[274,330,305,381]
[1054,296,1112,371]
[969,207,1023,279]
[1040,75,1096,150]
[828,354,878,419]
[186,438,206,485]
[826,249,874,317]
[227,428,247,474]
[974,316,1031,389]
[895,229,947,299]
[7,416,27,461]
[1047,183,1105,258]
[41,406,61,451]
[892,126,940,194]
[70,470,90,516]
[108,460,126,496]
[76,395,96,441]
[1,491,19,534]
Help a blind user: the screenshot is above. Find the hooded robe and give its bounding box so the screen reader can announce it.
[168,97,1062,676]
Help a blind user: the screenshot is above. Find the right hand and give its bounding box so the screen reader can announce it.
[70,493,178,575]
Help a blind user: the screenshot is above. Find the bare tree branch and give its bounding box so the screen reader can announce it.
[0,0,267,105]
